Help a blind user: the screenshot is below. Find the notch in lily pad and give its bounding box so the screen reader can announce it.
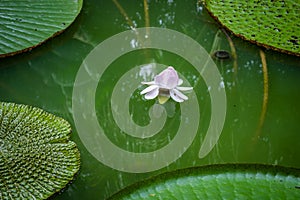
[0,102,80,199]
[203,0,300,56]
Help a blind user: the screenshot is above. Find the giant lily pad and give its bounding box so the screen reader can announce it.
[0,0,83,57]
[109,164,300,199]
[203,0,300,56]
[0,102,80,199]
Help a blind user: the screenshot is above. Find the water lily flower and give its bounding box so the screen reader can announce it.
[140,66,193,104]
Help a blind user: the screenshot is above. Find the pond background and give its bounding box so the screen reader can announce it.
[0,0,299,199]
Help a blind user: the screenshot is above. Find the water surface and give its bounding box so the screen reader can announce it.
[0,0,299,199]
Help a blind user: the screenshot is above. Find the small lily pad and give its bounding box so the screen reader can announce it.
[109,164,300,199]
[203,0,300,56]
[0,0,83,57]
[0,102,80,199]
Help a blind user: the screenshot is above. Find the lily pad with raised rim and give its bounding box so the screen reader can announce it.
[0,0,83,57]
[0,102,80,199]
[109,164,300,199]
[203,0,300,56]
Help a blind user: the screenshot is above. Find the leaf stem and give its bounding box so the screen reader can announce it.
[112,0,136,30]
[143,0,150,28]
[221,29,238,75]
[254,49,269,139]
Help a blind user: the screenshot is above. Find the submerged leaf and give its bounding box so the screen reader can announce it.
[0,102,80,199]
[204,0,300,56]
[0,0,83,57]
[109,164,300,199]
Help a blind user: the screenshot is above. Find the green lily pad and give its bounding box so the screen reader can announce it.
[203,0,300,56]
[0,0,83,57]
[0,102,80,199]
[109,164,300,199]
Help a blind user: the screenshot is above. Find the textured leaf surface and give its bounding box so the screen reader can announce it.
[0,0,82,57]
[204,0,300,56]
[109,164,300,199]
[0,102,80,199]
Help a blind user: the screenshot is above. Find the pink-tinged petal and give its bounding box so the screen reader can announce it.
[141,81,156,85]
[145,87,159,99]
[154,66,179,89]
[178,79,183,86]
[170,89,184,102]
[176,86,193,91]
[173,88,188,100]
[140,85,159,95]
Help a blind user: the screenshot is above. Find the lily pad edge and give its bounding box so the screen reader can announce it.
[202,1,300,57]
[0,0,83,58]
[108,163,300,199]
[0,101,81,199]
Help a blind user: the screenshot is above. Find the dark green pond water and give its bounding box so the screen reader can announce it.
[0,0,300,199]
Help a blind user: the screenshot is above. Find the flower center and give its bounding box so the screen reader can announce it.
[159,88,170,96]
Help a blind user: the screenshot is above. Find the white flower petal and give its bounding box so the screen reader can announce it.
[170,89,184,102]
[140,85,159,95]
[173,88,188,100]
[145,87,159,99]
[141,81,156,85]
[178,79,183,86]
[176,86,193,91]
